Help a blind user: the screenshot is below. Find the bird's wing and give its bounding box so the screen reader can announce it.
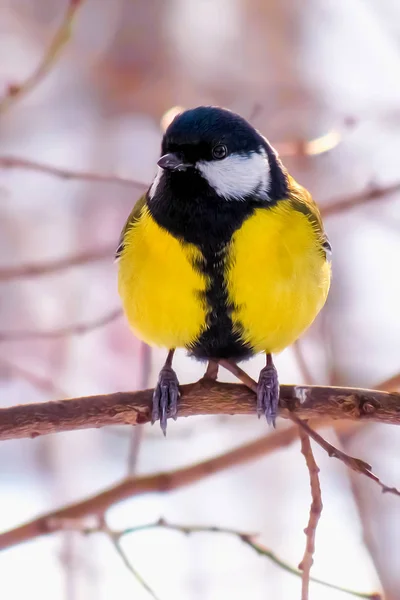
[115,193,147,260]
[287,175,331,260]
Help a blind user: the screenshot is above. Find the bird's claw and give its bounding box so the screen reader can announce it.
[152,365,180,435]
[257,364,279,427]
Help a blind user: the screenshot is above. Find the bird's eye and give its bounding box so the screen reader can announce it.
[212,144,228,160]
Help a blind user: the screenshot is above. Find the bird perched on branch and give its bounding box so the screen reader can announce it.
[117,106,331,433]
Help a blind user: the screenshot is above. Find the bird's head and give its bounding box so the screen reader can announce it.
[151,106,288,203]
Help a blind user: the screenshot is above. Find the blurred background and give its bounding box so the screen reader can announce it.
[1,0,400,598]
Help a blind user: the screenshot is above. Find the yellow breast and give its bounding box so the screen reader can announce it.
[118,207,207,348]
[226,201,331,353]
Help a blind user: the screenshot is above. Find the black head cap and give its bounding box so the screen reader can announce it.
[162,106,266,158]
[159,106,288,201]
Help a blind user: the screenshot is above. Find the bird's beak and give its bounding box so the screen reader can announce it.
[157,153,190,172]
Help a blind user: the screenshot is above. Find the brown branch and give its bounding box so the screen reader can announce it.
[1,380,400,441]
[321,181,400,218]
[0,1,84,114]
[291,414,400,498]
[0,374,399,500]
[298,430,323,600]
[1,156,397,224]
[276,129,342,158]
[1,381,400,442]
[0,247,113,281]
[376,372,400,392]
[0,420,324,551]
[217,362,400,499]
[0,308,122,342]
[0,156,147,188]
[0,358,65,397]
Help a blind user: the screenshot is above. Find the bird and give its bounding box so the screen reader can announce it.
[117,106,331,434]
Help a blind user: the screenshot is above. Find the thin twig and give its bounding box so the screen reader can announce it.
[0,420,336,551]
[293,341,315,385]
[0,308,122,342]
[218,361,400,498]
[218,359,258,392]
[0,358,66,397]
[126,342,150,475]
[0,247,113,281]
[298,430,323,600]
[0,1,84,114]
[321,181,400,218]
[107,531,160,600]
[62,518,379,599]
[0,156,147,188]
[0,156,397,220]
[289,414,400,497]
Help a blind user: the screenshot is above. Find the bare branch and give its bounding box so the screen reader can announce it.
[0,308,122,342]
[107,530,160,600]
[0,156,147,188]
[0,247,113,281]
[216,362,400,498]
[291,414,400,498]
[376,372,400,392]
[0,358,65,397]
[293,340,315,385]
[1,381,400,443]
[0,420,334,551]
[277,129,342,157]
[298,431,323,600]
[321,181,400,218]
[1,156,397,229]
[126,342,150,475]
[0,1,84,114]
[58,518,379,599]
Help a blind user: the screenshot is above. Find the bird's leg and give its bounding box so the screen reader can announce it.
[152,349,180,436]
[257,353,279,427]
[219,357,280,426]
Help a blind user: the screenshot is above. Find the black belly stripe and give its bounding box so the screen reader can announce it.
[147,167,277,360]
[188,244,253,360]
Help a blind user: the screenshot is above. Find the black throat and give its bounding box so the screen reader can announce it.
[147,169,271,360]
[148,169,262,248]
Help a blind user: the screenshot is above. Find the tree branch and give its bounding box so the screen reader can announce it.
[0,156,398,222]
[0,358,65,397]
[0,1,84,114]
[0,420,325,551]
[0,156,147,188]
[57,517,379,599]
[298,430,323,600]
[1,381,400,442]
[321,181,400,218]
[0,247,113,281]
[107,528,160,600]
[0,308,121,342]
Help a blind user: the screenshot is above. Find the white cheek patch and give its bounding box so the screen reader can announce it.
[148,167,163,199]
[197,148,271,201]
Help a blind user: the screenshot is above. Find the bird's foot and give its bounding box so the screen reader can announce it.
[152,365,180,435]
[257,362,279,427]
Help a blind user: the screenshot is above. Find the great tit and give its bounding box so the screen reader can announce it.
[117,106,331,433]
